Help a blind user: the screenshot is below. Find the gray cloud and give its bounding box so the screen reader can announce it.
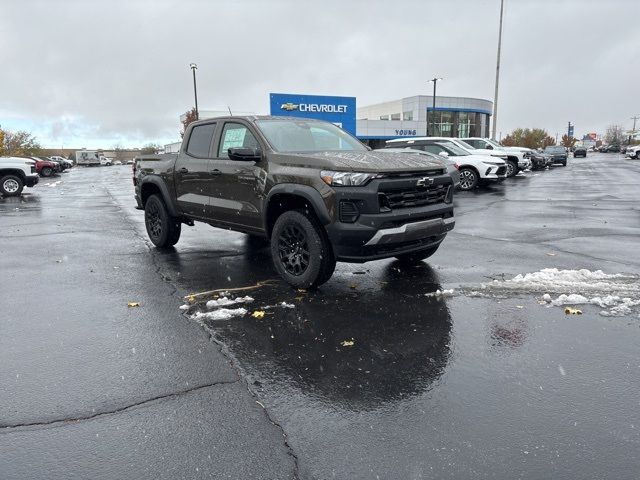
[1,0,638,147]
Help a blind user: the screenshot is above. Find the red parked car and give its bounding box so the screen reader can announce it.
[30,157,58,177]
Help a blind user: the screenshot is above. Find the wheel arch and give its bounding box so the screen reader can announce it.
[0,169,27,182]
[139,177,179,216]
[264,184,331,238]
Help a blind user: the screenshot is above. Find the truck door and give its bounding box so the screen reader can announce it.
[209,121,265,231]
[174,122,217,219]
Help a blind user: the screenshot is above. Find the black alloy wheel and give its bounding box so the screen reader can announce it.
[144,194,181,247]
[278,224,310,276]
[270,209,336,289]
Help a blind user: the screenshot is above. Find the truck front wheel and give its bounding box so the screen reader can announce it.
[270,209,336,289]
[144,194,181,247]
[1,175,24,197]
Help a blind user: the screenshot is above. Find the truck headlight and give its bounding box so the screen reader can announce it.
[320,171,377,186]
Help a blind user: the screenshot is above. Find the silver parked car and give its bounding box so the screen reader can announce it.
[376,147,461,188]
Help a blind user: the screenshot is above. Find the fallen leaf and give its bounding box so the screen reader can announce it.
[340,339,355,347]
[297,289,307,293]
[252,310,265,319]
[186,295,196,303]
[127,302,140,308]
[564,307,582,315]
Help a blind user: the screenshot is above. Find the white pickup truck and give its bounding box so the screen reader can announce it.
[0,157,39,196]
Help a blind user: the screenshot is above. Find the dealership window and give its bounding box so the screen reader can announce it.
[429,110,454,137]
[379,115,389,120]
[403,111,413,121]
[390,113,401,121]
[457,111,476,138]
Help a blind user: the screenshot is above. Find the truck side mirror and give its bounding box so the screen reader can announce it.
[438,151,449,158]
[228,147,261,161]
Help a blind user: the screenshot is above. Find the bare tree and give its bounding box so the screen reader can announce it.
[141,143,161,155]
[604,125,624,145]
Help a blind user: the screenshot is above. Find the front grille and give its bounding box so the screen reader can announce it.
[31,166,36,174]
[496,166,507,176]
[379,184,447,210]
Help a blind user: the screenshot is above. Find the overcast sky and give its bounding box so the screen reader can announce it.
[1,0,639,148]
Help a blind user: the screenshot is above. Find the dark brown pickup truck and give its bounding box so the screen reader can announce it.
[134,116,455,288]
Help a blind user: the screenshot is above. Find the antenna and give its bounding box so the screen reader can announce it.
[227,106,233,116]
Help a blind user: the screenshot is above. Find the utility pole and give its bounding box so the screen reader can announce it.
[630,115,639,144]
[189,63,199,120]
[428,77,443,136]
[491,0,505,140]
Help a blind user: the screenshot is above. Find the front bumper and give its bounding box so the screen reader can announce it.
[25,174,39,187]
[326,204,454,263]
[518,159,532,169]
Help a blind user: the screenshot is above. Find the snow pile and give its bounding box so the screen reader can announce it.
[192,308,248,321]
[424,289,455,297]
[205,296,254,309]
[46,181,62,188]
[480,269,640,317]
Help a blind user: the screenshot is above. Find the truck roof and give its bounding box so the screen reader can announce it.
[188,115,327,126]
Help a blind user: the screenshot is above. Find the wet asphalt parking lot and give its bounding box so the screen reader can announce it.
[1,152,639,479]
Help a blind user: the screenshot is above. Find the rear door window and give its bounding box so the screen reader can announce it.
[186,123,216,158]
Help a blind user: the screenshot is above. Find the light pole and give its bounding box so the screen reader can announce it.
[492,0,505,140]
[189,63,199,120]
[428,77,443,136]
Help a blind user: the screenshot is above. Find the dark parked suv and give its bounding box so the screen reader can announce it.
[134,117,455,288]
[543,146,568,166]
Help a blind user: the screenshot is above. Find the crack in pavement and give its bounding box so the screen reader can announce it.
[104,186,300,478]
[0,379,240,432]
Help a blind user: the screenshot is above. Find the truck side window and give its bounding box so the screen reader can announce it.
[186,123,216,158]
[218,123,259,158]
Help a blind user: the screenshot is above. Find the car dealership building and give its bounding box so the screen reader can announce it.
[270,93,493,148]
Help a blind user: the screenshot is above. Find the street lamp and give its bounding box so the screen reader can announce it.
[492,0,505,140]
[428,77,443,136]
[189,63,199,120]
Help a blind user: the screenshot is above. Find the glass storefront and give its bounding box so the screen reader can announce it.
[427,110,489,137]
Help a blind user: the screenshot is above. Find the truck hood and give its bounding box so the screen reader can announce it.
[270,150,446,173]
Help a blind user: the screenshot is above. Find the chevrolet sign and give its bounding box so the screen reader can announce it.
[298,104,348,113]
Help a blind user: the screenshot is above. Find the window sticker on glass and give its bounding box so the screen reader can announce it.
[220,125,247,156]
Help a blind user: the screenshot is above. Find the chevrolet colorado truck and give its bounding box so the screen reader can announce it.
[134,116,455,288]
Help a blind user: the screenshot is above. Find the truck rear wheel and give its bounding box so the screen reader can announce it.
[395,244,440,264]
[1,175,24,197]
[144,194,181,247]
[270,209,336,289]
[41,167,53,177]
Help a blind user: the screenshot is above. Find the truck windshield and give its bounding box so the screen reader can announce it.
[255,120,366,153]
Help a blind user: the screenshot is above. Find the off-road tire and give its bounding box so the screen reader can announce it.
[270,209,336,289]
[1,175,24,197]
[458,168,479,191]
[41,167,53,177]
[144,194,181,247]
[506,160,518,177]
[635,151,640,160]
[395,244,440,264]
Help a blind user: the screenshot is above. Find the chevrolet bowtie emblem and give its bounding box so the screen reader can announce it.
[280,103,299,111]
[416,177,434,187]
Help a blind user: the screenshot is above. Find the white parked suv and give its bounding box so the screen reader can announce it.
[0,157,39,196]
[625,144,640,159]
[458,137,531,177]
[385,138,507,190]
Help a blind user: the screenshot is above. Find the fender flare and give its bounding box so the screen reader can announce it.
[264,184,332,230]
[139,176,179,217]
